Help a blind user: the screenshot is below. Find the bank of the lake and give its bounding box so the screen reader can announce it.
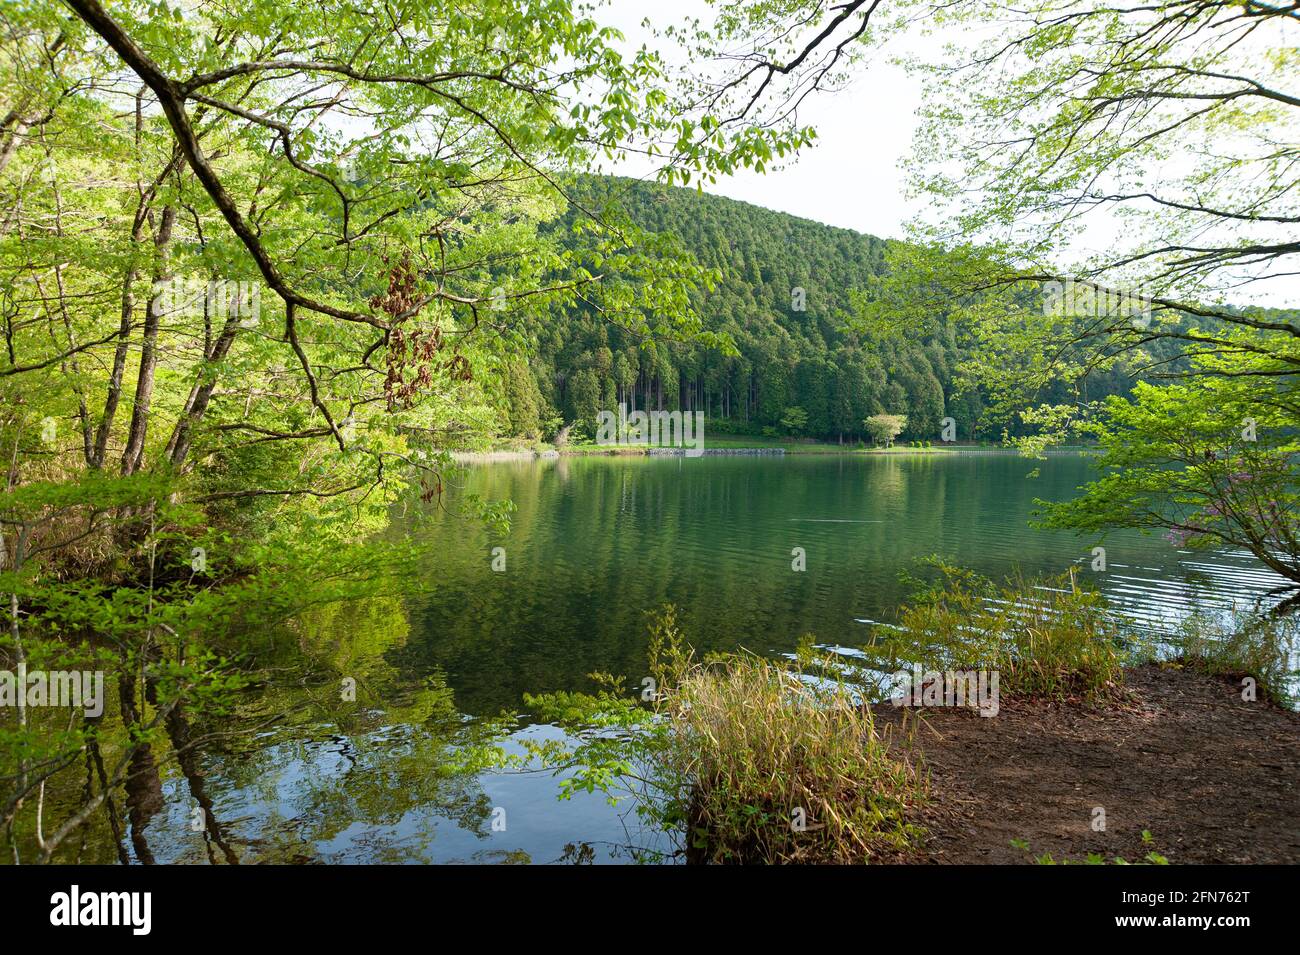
[457,440,1096,461]
[883,664,1300,864]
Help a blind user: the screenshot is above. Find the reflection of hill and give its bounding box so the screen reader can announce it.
[387,456,1085,714]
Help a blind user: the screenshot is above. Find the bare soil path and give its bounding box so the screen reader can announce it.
[878,664,1300,864]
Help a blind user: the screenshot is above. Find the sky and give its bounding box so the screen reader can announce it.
[600,0,923,242]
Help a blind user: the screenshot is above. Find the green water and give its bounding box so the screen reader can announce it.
[404,452,1283,716]
[30,453,1291,864]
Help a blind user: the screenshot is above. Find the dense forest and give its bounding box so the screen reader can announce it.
[504,175,1147,444]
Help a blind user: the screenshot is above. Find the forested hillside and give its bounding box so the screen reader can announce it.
[512,176,1140,444]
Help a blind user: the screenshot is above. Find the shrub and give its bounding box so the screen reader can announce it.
[523,607,926,864]
[891,561,1125,702]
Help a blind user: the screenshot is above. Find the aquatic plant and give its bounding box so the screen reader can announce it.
[1168,609,1298,708]
[890,561,1126,703]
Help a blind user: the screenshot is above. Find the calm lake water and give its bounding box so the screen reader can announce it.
[48,452,1295,864]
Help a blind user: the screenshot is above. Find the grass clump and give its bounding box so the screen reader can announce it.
[888,561,1126,703]
[1167,608,1297,706]
[523,607,926,864]
[665,650,924,864]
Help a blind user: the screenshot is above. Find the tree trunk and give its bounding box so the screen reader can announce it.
[92,258,141,468]
[121,205,175,476]
[164,314,241,469]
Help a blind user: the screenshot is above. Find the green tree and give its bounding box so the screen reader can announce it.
[870,1,1300,422]
[0,0,821,860]
[502,361,543,439]
[779,406,808,436]
[1038,351,1300,586]
[865,414,907,448]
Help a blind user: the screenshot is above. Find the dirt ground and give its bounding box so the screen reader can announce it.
[876,664,1300,864]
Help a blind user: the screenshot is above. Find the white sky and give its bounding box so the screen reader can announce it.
[600,0,921,241]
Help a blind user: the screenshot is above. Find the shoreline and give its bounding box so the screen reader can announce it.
[878,664,1300,864]
[451,444,1097,463]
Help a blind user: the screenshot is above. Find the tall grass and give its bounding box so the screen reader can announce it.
[891,562,1126,702]
[1171,609,1298,706]
[526,569,1129,863]
[525,608,927,864]
[648,612,926,864]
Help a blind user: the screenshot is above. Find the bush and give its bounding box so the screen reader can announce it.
[523,608,927,864]
[891,561,1125,702]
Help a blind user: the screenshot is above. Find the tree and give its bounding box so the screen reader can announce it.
[1037,350,1300,587]
[835,1,1300,595]
[862,2,1300,408]
[519,175,1099,444]
[2,0,812,496]
[708,1,1299,419]
[567,369,602,436]
[865,413,907,448]
[0,0,821,860]
[779,406,808,436]
[904,1,1299,315]
[502,362,543,440]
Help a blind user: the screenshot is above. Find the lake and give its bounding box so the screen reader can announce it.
[62,452,1295,864]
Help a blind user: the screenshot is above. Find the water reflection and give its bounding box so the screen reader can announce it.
[14,453,1294,864]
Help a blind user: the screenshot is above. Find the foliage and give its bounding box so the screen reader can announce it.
[1035,351,1300,584]
[525,176,1150,445]
[1011,830,1170,866]
[901,0,1299,315]
[891,561,1127,703]
[864,413,907,448]
[778,406,808,436]
[0,0,823,860]
[522,606,927,864]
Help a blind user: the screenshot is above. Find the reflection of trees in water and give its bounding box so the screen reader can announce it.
[5,587,503,864]
[18,456,1293,863]
[389,456,1299,720]
[153,593,509,863]
[4,664,245,864]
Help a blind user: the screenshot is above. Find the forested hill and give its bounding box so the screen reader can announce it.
[506,175,1132,444]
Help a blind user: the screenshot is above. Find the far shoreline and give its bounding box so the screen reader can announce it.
[451,442,1097,463]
